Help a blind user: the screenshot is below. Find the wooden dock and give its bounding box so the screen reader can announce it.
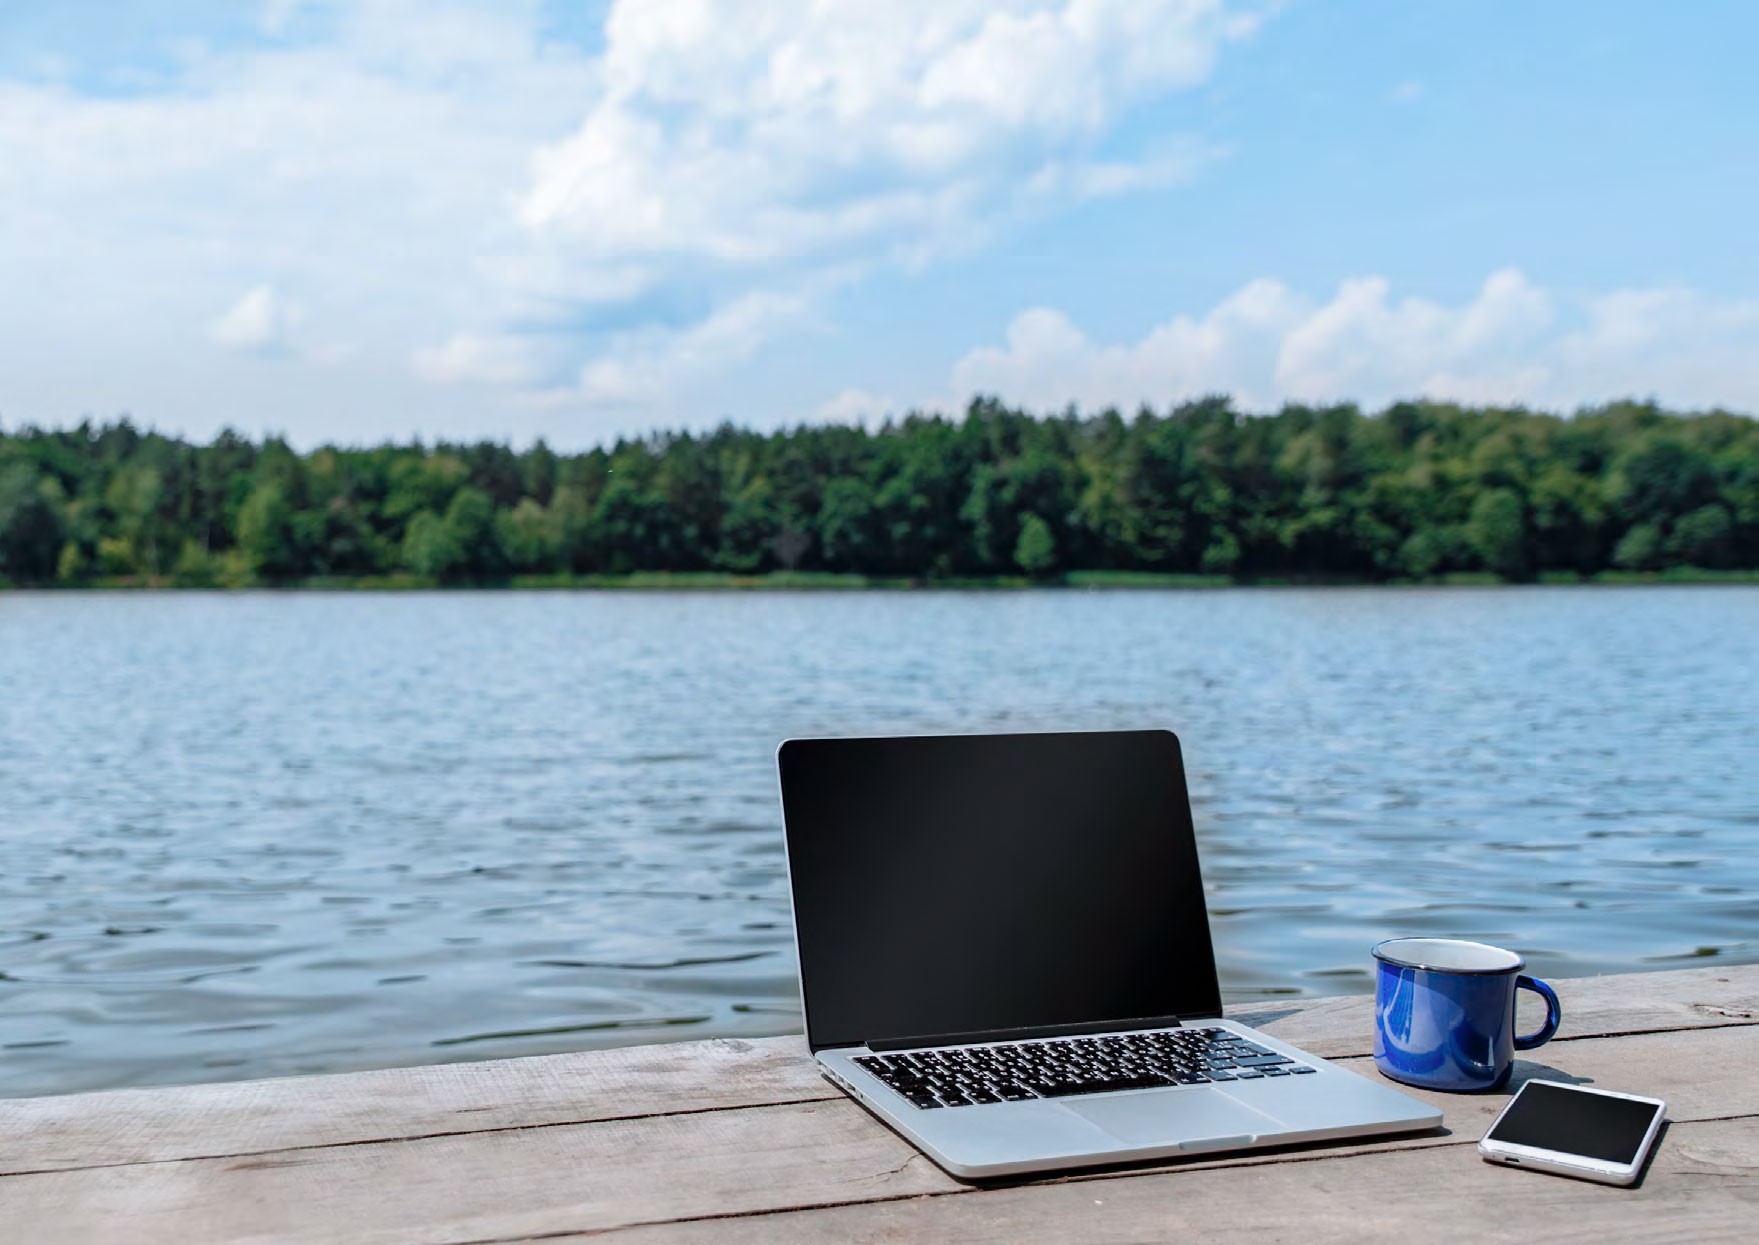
[2,964,1754,1242]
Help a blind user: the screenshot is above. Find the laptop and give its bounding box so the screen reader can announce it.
[776,728,1440,1179]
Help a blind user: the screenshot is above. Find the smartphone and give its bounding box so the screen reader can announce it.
[1478,1079,1666,1186]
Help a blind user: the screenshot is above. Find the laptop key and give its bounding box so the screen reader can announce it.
[871,1031,1306,1108]
[1290,1065,1317,1074]
[1108,1072,1175,1092]
[1031,1079,1089,1098]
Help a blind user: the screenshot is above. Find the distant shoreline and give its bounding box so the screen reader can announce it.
[8,404,1757,591]
[9,567,1759,592]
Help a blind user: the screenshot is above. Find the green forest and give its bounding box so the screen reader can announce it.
[2,396,1757,588]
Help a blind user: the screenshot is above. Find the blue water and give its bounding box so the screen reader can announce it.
[1,586,1756,1096]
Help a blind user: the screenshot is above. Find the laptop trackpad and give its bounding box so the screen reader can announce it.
[1067,1087,1281,1145]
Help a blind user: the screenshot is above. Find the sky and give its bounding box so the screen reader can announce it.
[1,0,1755,449]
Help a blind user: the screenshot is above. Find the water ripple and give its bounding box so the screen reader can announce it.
[0,586,1756,1095]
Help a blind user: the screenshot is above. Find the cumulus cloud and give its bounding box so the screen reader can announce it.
[1553,287,1759,407]
[494,0,1262,412]
[943,269,1759,414]
[561,287,818,412]
[522,0,1256,264]
[410,332,546,387]
[0,1,599,443]
[948,276,1305,411]
[815,388,901,425]
[17,3,1749,446]
[1275,268,1557,404]
[0,1,1264,438]
[210,285,304,354]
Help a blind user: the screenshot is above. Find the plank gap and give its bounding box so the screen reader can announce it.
[0,1093,842,1180]
[440,1106,1759,1242]
[6,1018,1754,1180]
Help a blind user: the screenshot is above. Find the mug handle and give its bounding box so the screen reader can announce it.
[1513,975,1561,1050]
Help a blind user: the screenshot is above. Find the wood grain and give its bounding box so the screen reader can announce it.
[0,1034,825,1177]
[596,1115,1759,1244]
[0,1098,955,1245]
[3,964,1752,1176]
[1,1022,1751,1244]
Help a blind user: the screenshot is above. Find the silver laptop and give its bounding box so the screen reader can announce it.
[776,729,1440,1179]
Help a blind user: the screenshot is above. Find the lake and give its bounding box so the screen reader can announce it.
[1,586,1756,1097]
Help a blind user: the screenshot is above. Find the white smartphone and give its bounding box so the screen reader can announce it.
[1478,1079,1666,1186]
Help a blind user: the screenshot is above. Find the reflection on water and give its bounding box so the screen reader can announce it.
[1,586,1756,1096]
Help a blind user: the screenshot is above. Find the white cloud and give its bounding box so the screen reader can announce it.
[0,1,1264,440]
[1553,287,1759,407]
[815,388,900,425]
[500,0,1263,411]
[27,4,1753,446]
[522,0,1256,264]
[941,269,1759,414]
[410,332,545,387]
[258,0,310,37]
[947,277,1307,412]
[210,285,304,354]
[1275,267,1557,404]
[561,287,818,413]
[0,1,600,444]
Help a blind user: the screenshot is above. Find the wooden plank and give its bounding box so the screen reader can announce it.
[598,1114,1759,1244]
[0,1036,826,1177]
[2,1024,1752,1244]
[2,965,1752,1174]
[0,1098,954,1245]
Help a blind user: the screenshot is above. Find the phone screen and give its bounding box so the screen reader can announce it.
[1486,1082,1662,1164]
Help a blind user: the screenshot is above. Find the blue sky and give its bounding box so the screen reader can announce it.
[1,1,1754,448]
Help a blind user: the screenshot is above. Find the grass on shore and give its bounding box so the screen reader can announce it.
[9,566,1759,591]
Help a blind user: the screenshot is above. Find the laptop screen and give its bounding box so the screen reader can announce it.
[778,730,1222,1052]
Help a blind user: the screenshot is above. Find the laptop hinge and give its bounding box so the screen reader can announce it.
[867,1014,1186,1052]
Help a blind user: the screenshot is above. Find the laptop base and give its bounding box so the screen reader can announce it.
[820,1019,1441,1180]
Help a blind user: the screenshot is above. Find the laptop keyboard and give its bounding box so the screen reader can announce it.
[852,1028,1313,1109]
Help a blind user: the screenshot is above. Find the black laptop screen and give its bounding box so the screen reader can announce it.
[778,730,1222,1052]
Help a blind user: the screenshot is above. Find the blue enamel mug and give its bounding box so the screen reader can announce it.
[1371,938,1561,1092]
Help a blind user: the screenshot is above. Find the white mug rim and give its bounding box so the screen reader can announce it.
[1372,937,1526,975]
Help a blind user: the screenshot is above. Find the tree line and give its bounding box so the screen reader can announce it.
[1,396,1756,586]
